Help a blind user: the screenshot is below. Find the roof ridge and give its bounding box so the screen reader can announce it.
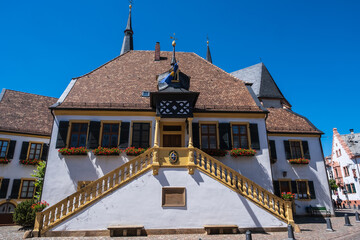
[2,89,57,100]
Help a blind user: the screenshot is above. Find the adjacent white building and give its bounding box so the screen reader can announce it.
[0,89,56,224]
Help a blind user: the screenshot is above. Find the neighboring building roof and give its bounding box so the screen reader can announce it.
[340,133,360,157]
[231,62,288,102]
[0,89,57,136]
[55,50,264,113]
[266,108,322,134]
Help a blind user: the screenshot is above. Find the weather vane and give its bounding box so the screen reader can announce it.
[129,0,133,9]
[170,33,178,46]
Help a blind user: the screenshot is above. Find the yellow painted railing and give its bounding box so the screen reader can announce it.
[33,148,155,236]
[190,148,294,224]
[34,147,294,236]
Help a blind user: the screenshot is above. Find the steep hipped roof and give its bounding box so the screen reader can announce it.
[55,51,264,113]
[0,89,57,136]
[231,62,287,100]
[340,133,360,157]
[266,108,322,134]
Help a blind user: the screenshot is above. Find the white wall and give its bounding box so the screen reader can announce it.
[52,168,286,231]
[270,135,333,215]
[0,133,50,202]
[42,115,273,207]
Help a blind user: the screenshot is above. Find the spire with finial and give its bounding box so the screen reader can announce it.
[206,36,212,63]
[120,2,134,55]
[170,33,177,65]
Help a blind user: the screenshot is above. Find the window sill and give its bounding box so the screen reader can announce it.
[58,147,89,156]
[20,159,42,165]
[288,158,310,165]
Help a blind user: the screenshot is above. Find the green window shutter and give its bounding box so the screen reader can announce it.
[269,140,277,162]
[283,140,291,160]
[10,179,21,199]
[119,122,130,148]
[249,123,260,150]
[302,141,310,159]
[291,181,298,194]
[351,183,356,193]
[6,140,16,159]
[0,179,10,198]
[41,143,49,161]
[219,123,232,150]
[273,181,280,197]
[87,121,101,149]
[56,121,69,148]
[19,142,29,160]
[308,181,316,199]
[192,123,200,148]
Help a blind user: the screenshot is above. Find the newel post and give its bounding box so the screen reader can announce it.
[33,212,43,237]
[187,118,195,175]
[152,117,161,175]
[285,200,294,225]
[154,117,160,148]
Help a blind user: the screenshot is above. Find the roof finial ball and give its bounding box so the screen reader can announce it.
[172,40,176,47]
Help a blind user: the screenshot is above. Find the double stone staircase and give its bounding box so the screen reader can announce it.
[34,147,295,236]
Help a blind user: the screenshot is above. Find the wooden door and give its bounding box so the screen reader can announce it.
[163,134,182,147]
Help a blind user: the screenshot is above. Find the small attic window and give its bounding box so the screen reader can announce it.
[142,91,150,97]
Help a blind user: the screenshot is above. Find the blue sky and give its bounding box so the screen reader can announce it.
[1,0,359,156]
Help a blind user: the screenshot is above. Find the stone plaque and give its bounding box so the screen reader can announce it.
[162,187,186,207]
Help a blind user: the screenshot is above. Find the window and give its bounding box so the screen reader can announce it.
[0,140,9,158]
[101,123,120,148]
[343,166,350,177]
[28,143,42,160]
[232,124,249,149]
[351,183,356,193]
[335,168,339,178]
[19,180,35,199]
[339,149,342,156]
[296,181,309,199]
[290,141,303,159]
[201,124,217,150]
[69,123,88,147]
[131,123,150,148]
[279,180,291,194]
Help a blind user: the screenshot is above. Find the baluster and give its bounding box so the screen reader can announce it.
[280,202,285,217]
[120,168,125,182]
[131,162,136,175]
[73,194,79,209]
[274,200,279,214]
[259,190,264,204]
[103,178,108,191]
[142,156,147,168]
[206,157,211,172]
[55,205,61,220]
[237,177,242,192]
[216,163,220,178]
[43,212,49,227]
[49,208,55,223]
[269,197,274,211]
[109,174,114,189]
[222,167,226,182]
[91,183,98,199]
[210,159,215,174]
[125,166,130,179]
[97,180,104,196]
[61,201,67,217]
[253,186,258,201]
[226,169,232,185]
[114,170,120,185]
[243,180,248,195]
[68,197,74,213]
[85,187,91,202]
[201,155,205,168]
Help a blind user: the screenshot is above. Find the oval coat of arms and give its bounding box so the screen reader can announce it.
[168,150,179,164]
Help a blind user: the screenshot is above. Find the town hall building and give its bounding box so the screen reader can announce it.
[34,4,333,237]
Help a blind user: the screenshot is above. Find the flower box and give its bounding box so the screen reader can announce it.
[281,192,295,200]
[31,200,49,212]
[230,148,256,157]
[288,158,310,165]
[20,159,42,165]
[0,158,10,164]
[93,147,122,156]
[202,149,227,157]
[58,147,89,155]
[125,147,146,156]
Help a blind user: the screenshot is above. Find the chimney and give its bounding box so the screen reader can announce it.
[350,129,354,134]
[155,42,160,61]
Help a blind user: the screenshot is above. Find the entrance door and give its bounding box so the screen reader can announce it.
[161,123,184,147]
[163,134,182,147]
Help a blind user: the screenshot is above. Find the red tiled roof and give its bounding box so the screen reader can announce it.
[266,108,322,134]
[0,89,57,136]
[56,51,263,113]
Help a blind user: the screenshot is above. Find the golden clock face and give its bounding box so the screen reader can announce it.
[169,150,179,164]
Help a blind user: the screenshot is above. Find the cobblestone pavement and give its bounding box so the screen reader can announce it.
[1,209,360,240]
